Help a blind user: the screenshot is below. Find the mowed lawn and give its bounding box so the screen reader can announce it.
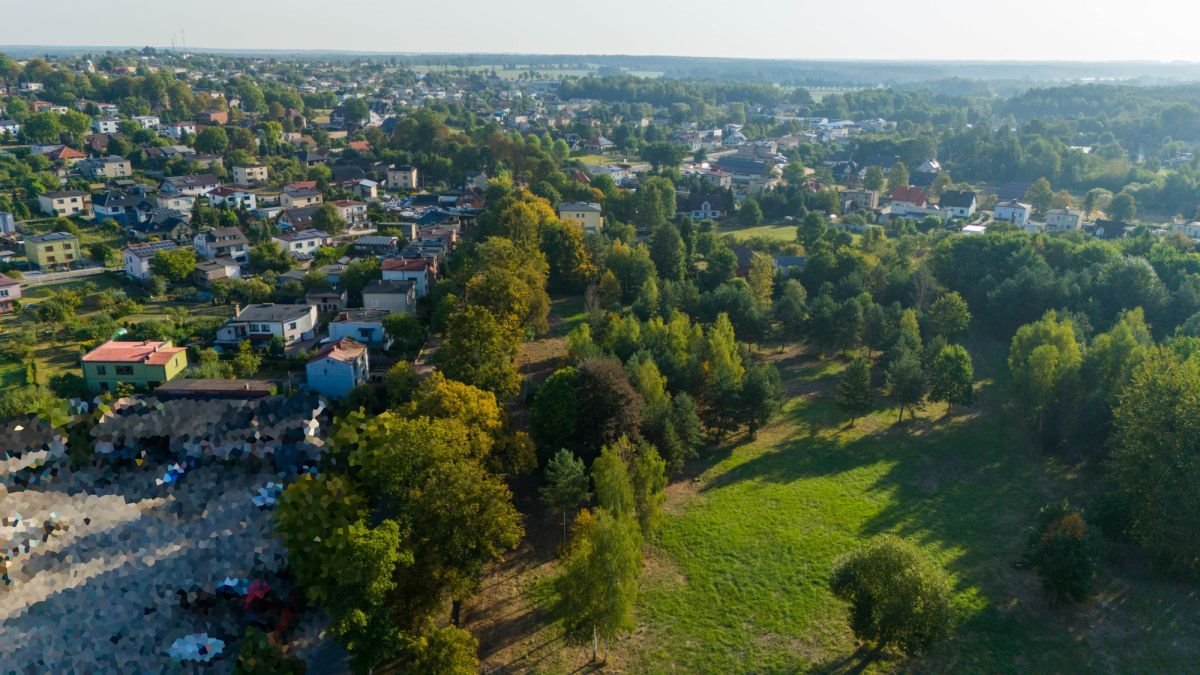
[721,222,798,243]
[624,352,1200,673]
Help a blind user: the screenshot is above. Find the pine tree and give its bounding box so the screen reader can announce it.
[836,357,875,424]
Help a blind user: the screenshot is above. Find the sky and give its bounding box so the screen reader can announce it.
[1,0,1198,62]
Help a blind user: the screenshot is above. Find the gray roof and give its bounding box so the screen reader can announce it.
[354,235,399,247]
[558,201,602,213]
[230,303,313,323]
[28,231,78,243]
[363,279,416,295]
[333,308,391,323]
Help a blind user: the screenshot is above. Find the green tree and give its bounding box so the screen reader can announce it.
[830,536,955,656]
[649,222,686,282]
[312,201,348,235]
[1111,348,1200,575]
[540,448,591,544]
[1008,311,1081,434]
[383,313,427,354]
[835,357,874,424]
[434,305,522,401]
[1109,191,1137,221]
[641,141,686,171]
[195,126,229,155]
[863,165,886,192]
[886,345,926,423]
[699,313,745,438]
[1023,500,1101,605]
[927,344,974,408]
[555,508,642,662]
[887,162,909,191]
[234,627,305,674]
[592,442,635,519]
[574,358,644,461]
[663,392,703,474]
[529,367,580,460]
[149,247,197,283]
[738,197,764,226]
[1024,177,1054,215]
[774,279,808,340]
[796,212,827,250]
[927,292,971,341]
[629,441,667,536]
[249,241,293,274]
[232,340,262,377]
[747,252,775,309]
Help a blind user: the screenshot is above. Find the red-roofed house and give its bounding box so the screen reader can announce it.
[889,186,927,208]
[0,272,20,314]
[381,257,435,297]
[81,340,188,393]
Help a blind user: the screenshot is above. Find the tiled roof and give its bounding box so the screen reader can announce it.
[308,337,366,365]
[82,340,185,365]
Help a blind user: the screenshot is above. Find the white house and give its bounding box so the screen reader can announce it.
[162,174,221,197]
[233,165,268,186]
[331,199,368,226]
[160,122,197,139]
[1046,208,1084,233]
[194,227,250,262]
[273,229,331,257]
[206,186,258,211]
[215,303,318,346]
[93,117,120,134]
[0,120,20,136]
[994,200,1033,227]
[362,280,417,314]
[305,338,369,399]
[123,240,178,281]
[131,115,161,130]
[557,202,604,233]
[938,190,978,219]
[381,258,435,297]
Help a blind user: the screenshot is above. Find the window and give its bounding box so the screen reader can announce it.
[115,365,133,375]
[99,382,109,392]
[95,365,107,375]
[43,245,54,252]
[288,322,298,330]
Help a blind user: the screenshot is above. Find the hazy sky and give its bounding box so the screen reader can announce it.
[2,0,1197,62]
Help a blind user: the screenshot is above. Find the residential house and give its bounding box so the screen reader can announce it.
[161,174,220,197]
[278,206,319,231]
[1092,219,1130,240]
[79,156,132,180]
[381,257,435,297]
[131,115,160,130]
[328,308,392,349]
[131,209,194,243]
[557,202,604,233]
[362,279,417,313]
[95,191,153,226]
[888,186,927,208]
[25,232,79,268]
[193,257,242,286]
[0,211,15,234]
[387,164,418,190]
[274,229,331,257]
[680,192,730,220]
[197,110,229,125]
[194,227,250,262]
[994,200,1033,227]
[215,303,318,346]
[122,240,178,281]
[840,188,879,212]
[160,122,197,139]
[153,379,274,400]
[92,117,120,134]
[206,186,258,211]
[306,288,347,313]
[232,164,268,186]
[305,338,369,399]
[584,136,615,153]
[81,340,188,394]
[0,120,21,136]
[36,145,86,165]
[1046,208,1084,232]
[37,191,92,218]
[938,190,978,219]
[281,186,323,209]
[0,272,21,313]
[296,149,328,167]
[331,199,368,226]
[352,179,378,200]
[352,234,400,256]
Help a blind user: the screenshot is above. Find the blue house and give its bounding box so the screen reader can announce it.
[305,338,369,399]
[328,308,392,349]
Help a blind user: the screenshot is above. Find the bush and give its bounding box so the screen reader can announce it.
[830,536,955,655]
[1024,500,1101,605]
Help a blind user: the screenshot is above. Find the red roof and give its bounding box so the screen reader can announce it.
[348,140,371,151]
[43,146,85,161]
[286,180,318,191]
[0,273,19,287]
[82,340,185,365]
[889,185,927,206]
[308,338,366,365]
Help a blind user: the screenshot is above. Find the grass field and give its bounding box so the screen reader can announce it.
[473,342,1200,673]
[721,222,799,243]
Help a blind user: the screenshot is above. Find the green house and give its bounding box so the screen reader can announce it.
[80,340,189,394]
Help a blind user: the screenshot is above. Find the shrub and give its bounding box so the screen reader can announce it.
[1024,500,1101,604]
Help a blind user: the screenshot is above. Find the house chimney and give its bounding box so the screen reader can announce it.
[234,303,241,318]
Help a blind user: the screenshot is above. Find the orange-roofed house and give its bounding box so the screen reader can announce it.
[81,340,188,394]
[305,338,369,399]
